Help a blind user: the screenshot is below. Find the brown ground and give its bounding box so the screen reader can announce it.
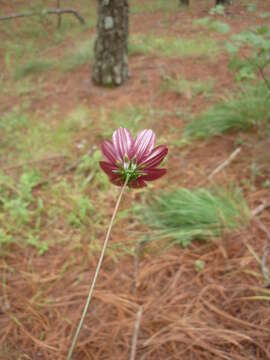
[1,1,270,359]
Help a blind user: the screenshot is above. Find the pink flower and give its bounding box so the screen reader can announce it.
[100,128,168,188]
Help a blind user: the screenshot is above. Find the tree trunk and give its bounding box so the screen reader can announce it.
[216,0,232,5]
[92,0,129,86]
[179,0,189,6]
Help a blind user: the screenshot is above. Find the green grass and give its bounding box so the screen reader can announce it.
[182,83,270,140]
[60,39,94,71]
[130,0,181,13]
[136,187,250,247]
[129,34,220,58]
[100,105,158,138]
[14,59,55,80]
[193,17,231,34]
[161,75,214,98]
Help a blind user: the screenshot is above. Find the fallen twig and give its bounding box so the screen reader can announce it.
[252,201,270,286]
[129,306,143,360]
[262,246,270,286]
[0,8,85,24]
[252,201,270,217]
[208,147,241,180]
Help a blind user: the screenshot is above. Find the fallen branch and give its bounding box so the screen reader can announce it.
[0,8,85,24]
[208,147,241,180]
[129,306,143,360]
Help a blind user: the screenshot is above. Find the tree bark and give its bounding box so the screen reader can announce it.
[92,0,129,86]
[216,0,232,5]
[179,0,189,6]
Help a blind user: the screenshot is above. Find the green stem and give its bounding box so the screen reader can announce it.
[66,177,129,360]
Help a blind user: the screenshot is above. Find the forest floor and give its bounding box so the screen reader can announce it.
[0,0,270,359]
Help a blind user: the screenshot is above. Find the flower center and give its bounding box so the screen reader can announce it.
[115,156,144,182]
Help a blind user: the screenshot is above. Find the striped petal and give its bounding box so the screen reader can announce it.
[112,128,134,161]
[141,168,167,181]
[140,145,168,169]
[101,140,117,164]
[99,161,119,177]
[132,129,156,163]
[110,174,124,187]
[129,177,147,188]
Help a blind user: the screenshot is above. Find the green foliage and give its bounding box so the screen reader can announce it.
[194,17,230,34]
[209,5,225,16]
[76,150,110,190]
[67,195,94,228]
[136,187,250,247]
[226,25,270,82]
[0,170,41,226]
[182,83,270,140]
[0,170,48,254]
[0,108,29,133]
[161,75,214,98]
[129,34,220,58]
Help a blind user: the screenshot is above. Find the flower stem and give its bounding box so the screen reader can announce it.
[66,177,129,360]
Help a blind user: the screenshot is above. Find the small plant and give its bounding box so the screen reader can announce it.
[209,5,225,16]
[226,26,270,84]
[194,17,230,34]
[136,187,250,247]
[14,59,54,80]
[68,195,94,228]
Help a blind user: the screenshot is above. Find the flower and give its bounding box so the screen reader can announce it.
[100,128,168,188]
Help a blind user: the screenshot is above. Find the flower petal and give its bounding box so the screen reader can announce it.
[141,168,167,181]
[140,145,168,169]
[128,177,147,188]
[101,140,117,164]
[132,129,156,163]
[112,128,134,161]
[99,161,119,177]
[110,174,124,187]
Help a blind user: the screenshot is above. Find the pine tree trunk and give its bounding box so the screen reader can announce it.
[216,0,232,5]
[92,0,129,86]
[179,0,189,6]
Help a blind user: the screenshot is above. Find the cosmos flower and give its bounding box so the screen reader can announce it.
[100,128,168,188]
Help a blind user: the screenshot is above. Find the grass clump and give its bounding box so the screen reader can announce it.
[14,59,55,80]
[136,187,250,247]
[194,17,231,34]
[161,75,214,98]
[182,83,270,140]
[129,34,219,58]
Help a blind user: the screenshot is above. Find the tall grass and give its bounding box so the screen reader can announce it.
[136,187,250,247]
[129,34,220,58]
[183,83,270,140]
